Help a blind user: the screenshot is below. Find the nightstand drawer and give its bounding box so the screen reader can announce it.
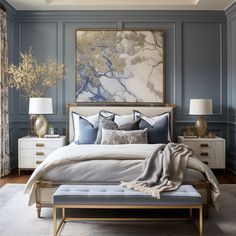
[34,140,62,149]
[20,149,34,157]
[20,140,62,149]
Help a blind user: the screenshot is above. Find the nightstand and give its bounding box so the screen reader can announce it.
[18,136,66,175]
[178,136,225,170]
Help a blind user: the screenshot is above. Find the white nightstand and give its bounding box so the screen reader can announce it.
[18,136,66,175]
[178,136,225,170]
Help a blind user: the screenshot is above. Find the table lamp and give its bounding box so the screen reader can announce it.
[29,97,53,138]
[189,99,213,138]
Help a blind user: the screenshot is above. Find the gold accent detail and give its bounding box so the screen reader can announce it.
[200,143,208,148]
[36,143,44,147]
[53,204,203,236]
[35,114,48,138]
[36,180,53,188]
[195,116,207,138]
[35,152,44,156]
[200,152,208,156]
[36,160,43,165]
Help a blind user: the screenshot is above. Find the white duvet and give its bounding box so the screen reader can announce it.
[25,143,220,208]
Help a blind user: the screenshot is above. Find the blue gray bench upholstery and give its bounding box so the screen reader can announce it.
[53,185,202,206]
[53,185,203,236]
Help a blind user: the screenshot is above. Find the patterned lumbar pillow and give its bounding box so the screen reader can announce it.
[101,128,148,145]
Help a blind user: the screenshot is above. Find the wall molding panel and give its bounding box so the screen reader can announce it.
[6,9,228,169]
[180,22,226,118]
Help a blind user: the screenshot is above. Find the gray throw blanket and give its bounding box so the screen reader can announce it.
[121,143,193,198]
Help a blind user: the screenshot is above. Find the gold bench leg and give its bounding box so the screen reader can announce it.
[54,207,66,236]
[53,207,57,236]
[199,206,203,236]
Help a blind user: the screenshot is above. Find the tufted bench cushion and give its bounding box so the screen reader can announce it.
[53,185,202,206]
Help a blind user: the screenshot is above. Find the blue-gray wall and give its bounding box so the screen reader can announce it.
[226,3,236,173]
[3,3,229,170]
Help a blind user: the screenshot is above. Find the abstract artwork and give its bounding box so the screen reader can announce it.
[75,30,165,104]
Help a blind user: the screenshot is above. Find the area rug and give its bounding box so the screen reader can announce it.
[0,184,235,236]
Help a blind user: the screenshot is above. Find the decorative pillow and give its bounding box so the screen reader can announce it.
[72,112,98,143]
[95,117,141,144]
[99,110,115,118]
[139,115,169,144]
[74,116,98,144]
[119,118,141,131]
[101,128,148,145]
[94,114,116,144]
[133,111,171,143]
[114,114,134,126]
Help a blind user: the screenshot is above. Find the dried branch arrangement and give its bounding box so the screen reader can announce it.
[8,48,66,98]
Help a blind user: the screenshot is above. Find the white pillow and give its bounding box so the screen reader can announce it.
[114,114,134,126]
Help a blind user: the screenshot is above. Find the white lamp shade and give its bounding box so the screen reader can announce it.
[189,99,213,115]
[29,97,53,114]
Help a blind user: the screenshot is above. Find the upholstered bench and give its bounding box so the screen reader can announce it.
[53,185,203,236]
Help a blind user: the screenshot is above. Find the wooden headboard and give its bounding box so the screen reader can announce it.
[67,104,176,143]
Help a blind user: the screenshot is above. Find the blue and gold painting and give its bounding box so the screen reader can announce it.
[75,30,165,103]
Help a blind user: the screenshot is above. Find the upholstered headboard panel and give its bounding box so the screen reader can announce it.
[67,104,175,143]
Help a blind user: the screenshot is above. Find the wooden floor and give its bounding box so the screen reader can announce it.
[0,168,236,187]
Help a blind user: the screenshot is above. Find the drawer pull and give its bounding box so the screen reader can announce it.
[200,143,208,148]
[202,161,209,165]
[200,152,208,156]
[36,160,43,165]
[35,152,44,156]
[36,143,44,147]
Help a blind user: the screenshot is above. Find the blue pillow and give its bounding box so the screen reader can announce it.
[74,117,98,144]
[139,115,169,144]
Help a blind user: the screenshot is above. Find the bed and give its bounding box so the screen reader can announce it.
[25,104,219,218]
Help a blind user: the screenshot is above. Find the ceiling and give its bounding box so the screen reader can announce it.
[6,0,236,11]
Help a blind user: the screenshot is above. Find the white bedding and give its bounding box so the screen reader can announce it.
[25,143,220,207]
[41,159,204,183]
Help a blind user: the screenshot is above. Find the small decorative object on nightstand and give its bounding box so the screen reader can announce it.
[178,136,225,170]
[48,124,55,135]
[189,99,213,138]
[18,136,66,175]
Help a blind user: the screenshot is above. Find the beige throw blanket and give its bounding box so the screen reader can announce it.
[121,143,193,198]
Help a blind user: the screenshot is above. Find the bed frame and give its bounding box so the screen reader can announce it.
[35,103,210,218]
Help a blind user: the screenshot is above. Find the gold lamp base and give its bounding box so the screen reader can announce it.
[34,114,48,138]
[195,116,207,138]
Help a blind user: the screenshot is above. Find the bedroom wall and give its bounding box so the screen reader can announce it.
[7,9,227,169]
[226,3,236,173]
